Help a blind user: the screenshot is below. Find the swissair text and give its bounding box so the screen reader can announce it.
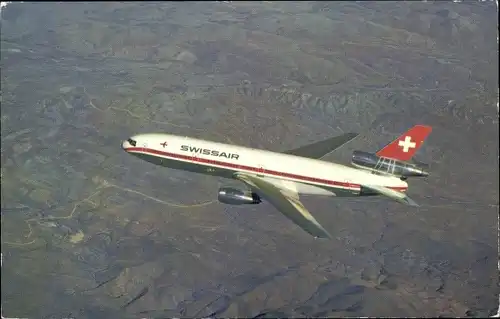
[180,145,240,160]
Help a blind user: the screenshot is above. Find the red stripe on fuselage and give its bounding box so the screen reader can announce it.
[124,147,408,192]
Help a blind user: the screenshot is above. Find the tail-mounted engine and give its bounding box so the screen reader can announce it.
[351,150,429,179]
[218,187,262,205]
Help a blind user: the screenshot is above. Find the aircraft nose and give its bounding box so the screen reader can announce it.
[122,137,137,151]
[122,140,129,150]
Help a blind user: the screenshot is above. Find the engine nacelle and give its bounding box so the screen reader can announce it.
[217,187,262,205]
[351,150,429,178]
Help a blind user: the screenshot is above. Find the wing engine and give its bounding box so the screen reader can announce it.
[218,187,261,205]
[351,150,429,179]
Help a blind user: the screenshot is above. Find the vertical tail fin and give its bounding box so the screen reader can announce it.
[376,125,432,161]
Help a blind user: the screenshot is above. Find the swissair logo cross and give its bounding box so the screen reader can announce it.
[160,141,168,148]
[398,136,416,152]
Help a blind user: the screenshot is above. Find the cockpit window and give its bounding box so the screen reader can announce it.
[127,138,137,147]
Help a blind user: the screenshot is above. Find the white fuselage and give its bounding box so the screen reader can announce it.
[122,134,408,197]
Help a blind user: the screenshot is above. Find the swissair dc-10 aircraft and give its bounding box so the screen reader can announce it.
[122,125,432,239]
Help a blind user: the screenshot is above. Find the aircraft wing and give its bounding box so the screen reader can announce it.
[234,173,332,239]
[282,132,358,159]
[361,184,419,207]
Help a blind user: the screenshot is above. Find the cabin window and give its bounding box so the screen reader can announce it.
[127,138,137,147]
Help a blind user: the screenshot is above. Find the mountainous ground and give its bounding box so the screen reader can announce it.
[1,2,498,318]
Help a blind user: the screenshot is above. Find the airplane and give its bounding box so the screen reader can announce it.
[121,125,432,239]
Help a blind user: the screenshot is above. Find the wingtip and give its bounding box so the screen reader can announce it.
[315,230,333,239]
[314,235,332,240]
[406,197,419,207]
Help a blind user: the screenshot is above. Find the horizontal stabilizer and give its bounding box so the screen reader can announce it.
[361,184,419,207]
[283,133,358,159]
